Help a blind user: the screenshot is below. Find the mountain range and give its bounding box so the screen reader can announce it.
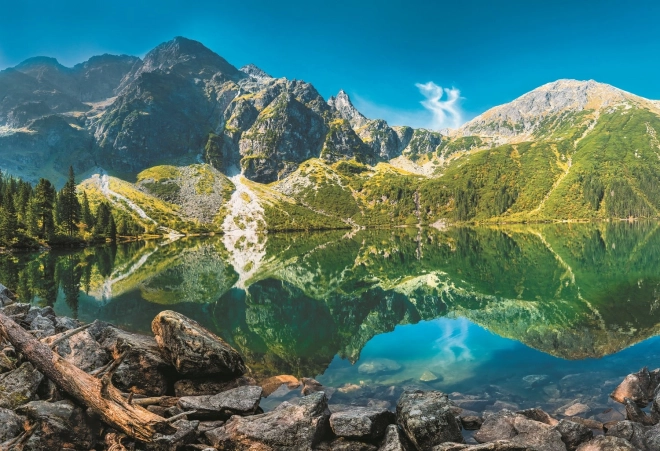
[2,36,660,232]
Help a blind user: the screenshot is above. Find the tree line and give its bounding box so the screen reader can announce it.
[0,167,144,248]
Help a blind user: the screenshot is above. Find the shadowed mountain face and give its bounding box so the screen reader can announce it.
[4,222,660,377]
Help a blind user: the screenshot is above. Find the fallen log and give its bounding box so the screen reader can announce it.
[0,311,175,443]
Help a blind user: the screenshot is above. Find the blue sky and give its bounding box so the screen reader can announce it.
[1,0,659,129]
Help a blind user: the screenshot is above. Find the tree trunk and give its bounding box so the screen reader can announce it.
[0,311,175,442]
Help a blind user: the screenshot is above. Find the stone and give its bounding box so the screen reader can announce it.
[564,403,591,417]
[0,407,24,442]
[575,436,637,451]
[379,424,414,451]
[15,400,97,451]
[474,410,518,443]
[44,329,109,372]
[100,326,173,396]
[508,416,566,451]
[517,408,558,426]
[623,397,654,425]
[431,441,534,450]
[152,310,246,377]
[177,385,263,420]
[174,376,257,397]
[150,419,200,450]
[611,368,655,407]
[0,362,43,409]
[568,417,603,431]
[359,359,402,375]
[316,438,378,451]
[302,377,325,396]
[523,375,550,388]
[198,420,226,433]
[420,371,440,382]
[54,316,80,333]
[453,399,492,412]
[461,415,484,430]
[1,303,30,320]
[555,419,593,451]
[604,421,647,450]
[260,374,301,397]
[330,406,396,441]
[205,391,331,450]
[396,390,463,450]
[29,314,56,338]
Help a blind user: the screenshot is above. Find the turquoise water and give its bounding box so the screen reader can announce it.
[3,223,660,415]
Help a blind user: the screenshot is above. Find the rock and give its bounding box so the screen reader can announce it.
[474,410,518,443]
[198,420,226,433]
[100,326,173,396]
[379,424,414,451]
[453,399,492,412]
[54,316,80,333]
[260,374,301,397]
[15,400,97,450]
[2,303,30,320]
[604,421,648,450]
[517,408,558,426]
[316,438,378,451]
[611,368,656,407]
[25,306,56,324]
[564,403,591,417]
[461,416,484,430]
[555,419,594,451]
[178,385,263,420]
[523,375,550,388]
[29,314,56,338]
[150,419,199,451]
[0,407,24,442]
[575,436,637,450]
[302,377,325,396]
[174,376,256,397]
[396,390,463,450]
[623,397,655,425]
[431,441,534,450]
[0,362,43,409]
[492,401,520,412]
[205,391,331,450]
[44,329,109,372]
[568,417,603,431]
[359,359,402,375]
[152,310,246,377]
[330,406,396,441]
[508,416,566,451]
[420,371,440,382]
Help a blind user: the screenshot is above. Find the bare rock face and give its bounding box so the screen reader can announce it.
[15,400,98,451]
[152,310,246,378]
[0,362,43,409]
[0,407,24,442]
[396,390,463,450]
[177,385,263,420]
[205,391,331,450]
[575,436,638,451]
[330,406,396,441]
[100,326,173,396]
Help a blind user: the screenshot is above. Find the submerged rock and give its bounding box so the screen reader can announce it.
[0,362,43,409]
[152,310,246,377]
[396,390,463,450]
[359,359,402,375]
[178,385,263,420]
[330,406,396,441]
[260,374,301,397]
[205,391,331,450]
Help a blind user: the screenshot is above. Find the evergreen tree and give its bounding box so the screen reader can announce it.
[0,194,18,245]
[81,191,94,228]
[59,166,81,236]
[33,178,56,239]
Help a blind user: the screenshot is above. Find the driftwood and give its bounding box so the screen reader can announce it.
[0,311,175,443]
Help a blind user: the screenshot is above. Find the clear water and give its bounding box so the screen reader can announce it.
[4,222,660,419]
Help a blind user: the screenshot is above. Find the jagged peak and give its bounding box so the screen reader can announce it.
[15,56,67,71]
[328,89,369,128]
[240,64,272,80]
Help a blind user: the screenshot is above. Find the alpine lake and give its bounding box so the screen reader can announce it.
[3,222,660,419]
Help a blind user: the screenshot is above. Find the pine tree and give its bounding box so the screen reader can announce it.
[81,191,94,228]
[0,193,18,245]
[33,178,56,239]
[59,166,81,236]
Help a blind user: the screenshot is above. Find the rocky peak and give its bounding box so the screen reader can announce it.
[15,56,67,71]
[328,89,369,128]
[240,64,272,80]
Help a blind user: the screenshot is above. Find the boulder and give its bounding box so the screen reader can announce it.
[15,400,97,450]
[431,442,533,450]
[0,362,43,409]
[460,416,484,430]
[174,376,257,397]
[0,407,24,442]
[379,424,414,451]
[474,410,518,443]
[623,397,655,425]
[1,303,30,321]
[604,421,648,450]
[260,374,301,397]
[508,416,566,451]
[149,418,200,451]
[100,326,173,396]
[152,310,246,377]
[396,390,463,450]
[555,419,593,451]
[316,438,378,450]
[576,436,638,451]
[44,329,109,372]
[610,368,656,407]
[517,408,558,426]
[205,391,331,450]
[330,406,396,441]
[29,314,56,338]
[54,316,80,333]
[302,377,325,396]
[177,385,263,420]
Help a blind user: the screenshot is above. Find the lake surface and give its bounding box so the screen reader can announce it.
[3,222,660,418]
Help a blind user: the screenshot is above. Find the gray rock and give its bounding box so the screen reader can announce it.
[575,436,638,450]
[611,367,655,407]
[474,410,518,443]
[316,438,378,451]
[359,359,402,375]
[461,416,484,430]
[508,416,566,451]
[623,397,655,425]
[178,385,263,420]
[44,329,109,372]
[555,419,593,451]
[29,314,55,338]
[431,442,532,450]
[330,406,396,441]
[453,399,492,412]
[0,362,43,409]
[517,408,558,426]
[206,391,331,450]
[174,376,257,397]
[604,421,647,450]
[15,400,97,451]
[54,316,80,333]
[1,303,30,321]
[0,407,24,442]
[302,377,325,396]
[152,310,246,377]
[379,424,414,451]
[396,390,463,450]
[149,418,199,451]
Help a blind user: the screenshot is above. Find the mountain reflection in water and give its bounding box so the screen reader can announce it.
[3,222,660,410]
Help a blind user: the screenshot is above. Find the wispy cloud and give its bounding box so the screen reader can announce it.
[352,82,465,131]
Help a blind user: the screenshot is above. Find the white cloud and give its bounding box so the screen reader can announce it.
[351,81,465,131]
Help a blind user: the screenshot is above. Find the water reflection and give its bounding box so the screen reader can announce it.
[3,222,660,404]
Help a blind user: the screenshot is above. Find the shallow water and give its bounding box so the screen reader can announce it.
[4,222,660,418]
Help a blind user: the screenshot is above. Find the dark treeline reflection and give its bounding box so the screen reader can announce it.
[2,222,660,377]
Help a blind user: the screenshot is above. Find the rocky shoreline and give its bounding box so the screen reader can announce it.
[0,286,659,450]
